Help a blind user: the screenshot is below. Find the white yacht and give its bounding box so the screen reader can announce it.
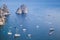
[14,33,21,37]
[8,31,12,35]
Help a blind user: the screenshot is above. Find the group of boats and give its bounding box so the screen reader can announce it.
[0,4,28,25]
[49,26,54,35]
[8,27,31,38]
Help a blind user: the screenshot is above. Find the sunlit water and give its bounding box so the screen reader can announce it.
[0,0,60,40]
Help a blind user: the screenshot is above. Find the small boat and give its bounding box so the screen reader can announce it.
[50,27,54,31]
[8,31,12,35]
[2,4,10,16]
[28,34,32,39]
[14,33,21,37]
[22,28,27,32]
[49,27,54,35]
[49,31,54,35]
[8,27,12,35]
[16,4,28,14]
[14,28,20,38]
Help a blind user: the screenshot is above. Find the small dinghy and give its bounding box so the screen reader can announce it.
[16,4,28,14]
[14,33,21,37]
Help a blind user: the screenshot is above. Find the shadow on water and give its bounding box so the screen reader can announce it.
[14,37,20,40]
[0,25,6,40]
[16,13,26,16]
[0,25,4,29]
[16,13,27,20]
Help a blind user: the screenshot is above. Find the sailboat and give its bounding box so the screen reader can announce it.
[8,30,12,35]
[14,28,20,38]
[8,27,12,35]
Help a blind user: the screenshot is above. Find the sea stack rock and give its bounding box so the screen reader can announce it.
[2,4,10,16]
[16,4,28,14]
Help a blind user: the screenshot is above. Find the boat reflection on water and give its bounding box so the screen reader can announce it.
[16,4,28,14]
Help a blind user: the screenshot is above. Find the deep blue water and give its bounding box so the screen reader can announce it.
[0,0,60,40]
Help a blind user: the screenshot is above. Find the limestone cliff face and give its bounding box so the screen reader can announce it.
[0,17,5,25]
[2,4,9,16]
[16,4,28,14]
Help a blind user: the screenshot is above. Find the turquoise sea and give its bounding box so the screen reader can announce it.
[0,0,60,40]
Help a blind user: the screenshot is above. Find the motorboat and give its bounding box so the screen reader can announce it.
[14,33,21,37]
[49,27,54,35]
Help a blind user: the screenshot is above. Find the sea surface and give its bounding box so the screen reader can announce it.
[0,0,60,40]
